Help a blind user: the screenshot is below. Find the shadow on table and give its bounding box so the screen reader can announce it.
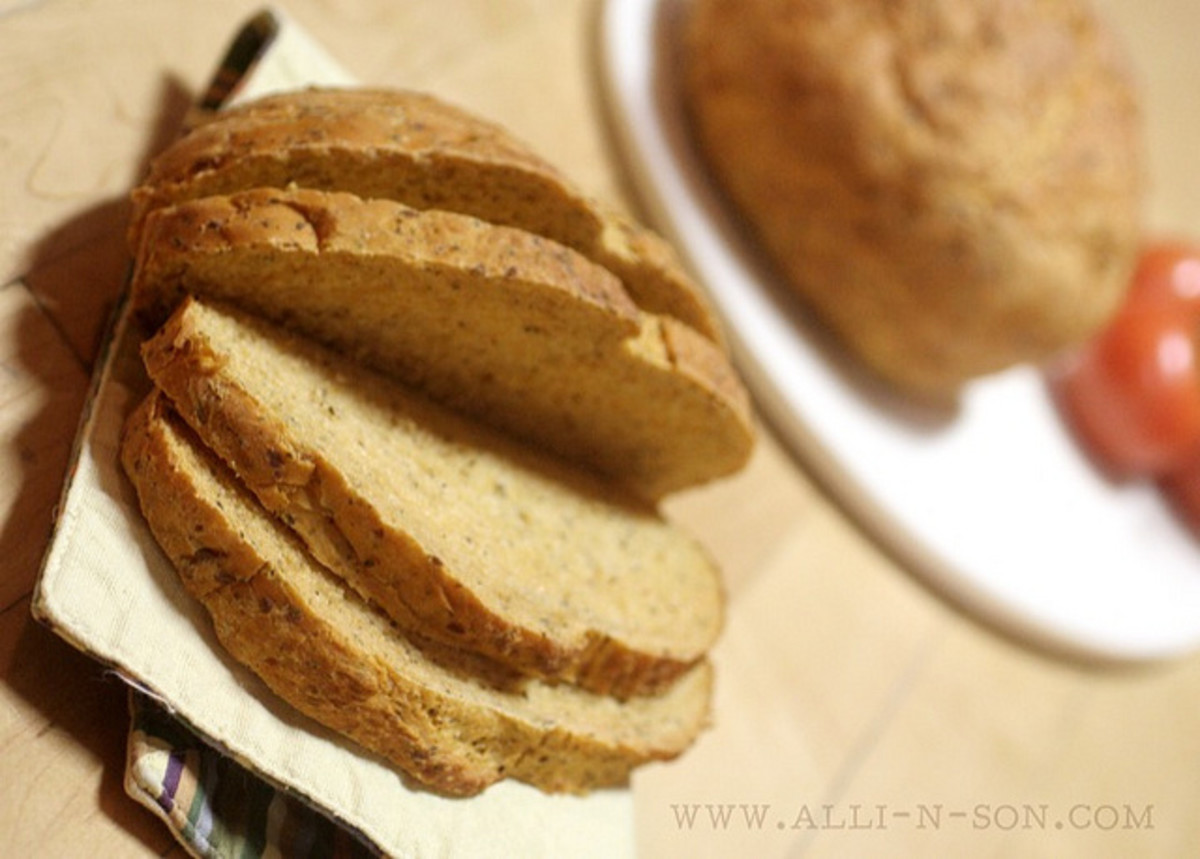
[2,73,194,852]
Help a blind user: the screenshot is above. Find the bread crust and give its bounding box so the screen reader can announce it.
[129,86,724,344]
[130,187,754,500]
[140,298,726,698]
[683,0,1143,395]
[119,392,713,796]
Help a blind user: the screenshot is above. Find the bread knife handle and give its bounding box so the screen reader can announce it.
[184,7,281,128]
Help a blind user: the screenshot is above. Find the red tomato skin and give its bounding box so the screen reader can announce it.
[1127,242,1200,310]
[1052,243,1200,477]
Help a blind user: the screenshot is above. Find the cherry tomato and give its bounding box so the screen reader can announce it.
[1052,243,1200,477]
[1054,308,1200,475]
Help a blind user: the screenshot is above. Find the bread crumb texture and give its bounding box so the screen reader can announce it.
[120,86,755,795]
[131,187,753,499]
[120,393,713,796]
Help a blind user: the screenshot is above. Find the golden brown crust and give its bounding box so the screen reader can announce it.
[117,86,743,797]
[119,392,713,796]
[130,187,754,500]
[683,0,1143,396]
[140,298,726,698]
[129,86,724,344]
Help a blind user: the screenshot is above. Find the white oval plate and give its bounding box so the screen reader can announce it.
[598,0,1200,661]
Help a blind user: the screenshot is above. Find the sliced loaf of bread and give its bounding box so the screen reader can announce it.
[141,297,725,698]
[120,392,713,796]
[128,87,722,343]
[130,186,753,500]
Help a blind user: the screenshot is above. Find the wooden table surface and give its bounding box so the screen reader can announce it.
[3,1,1199,856]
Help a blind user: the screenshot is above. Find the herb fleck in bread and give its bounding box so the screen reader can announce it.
[141,297,725,698]
[128,86,722,343]
[130,186,753,500]
[120,392,713,796]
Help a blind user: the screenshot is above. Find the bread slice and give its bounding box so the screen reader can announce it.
[119,392,713,796]
[128,86,722,343]
[129,186,753,500]
[140,297,725,698]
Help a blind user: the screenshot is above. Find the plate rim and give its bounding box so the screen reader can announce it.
[597,0,1200,663]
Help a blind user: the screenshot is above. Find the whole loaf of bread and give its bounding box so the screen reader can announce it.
[683,0,1144,397]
